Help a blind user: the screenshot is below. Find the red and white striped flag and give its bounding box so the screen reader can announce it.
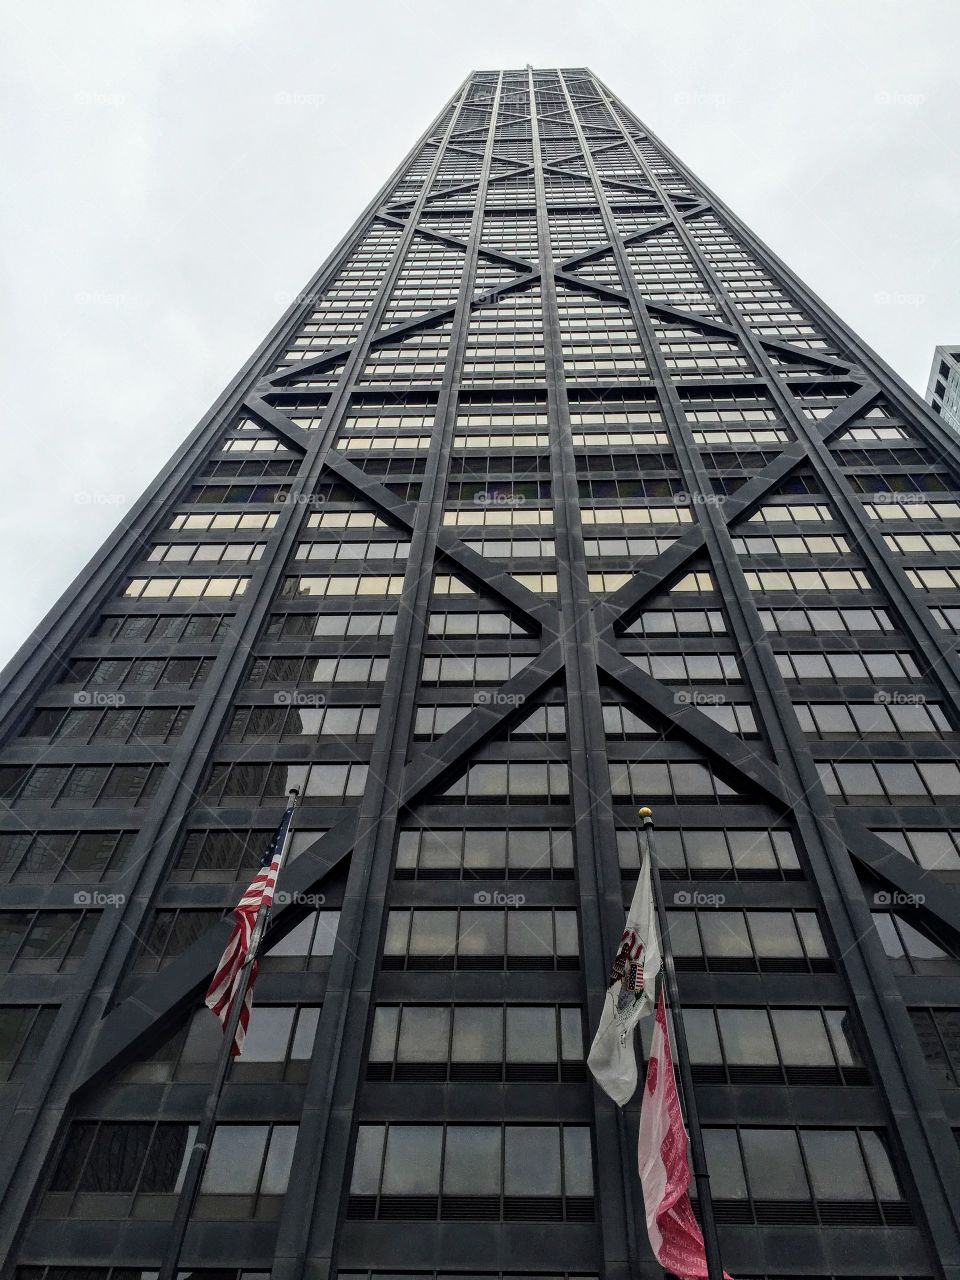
[204,809,292,1057]
[638,991,733,1280]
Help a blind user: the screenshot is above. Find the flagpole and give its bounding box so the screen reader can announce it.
[639,806,726,1280]
[156,788,300,1280]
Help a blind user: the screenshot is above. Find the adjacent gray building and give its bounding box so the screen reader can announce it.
[926,346,960,433]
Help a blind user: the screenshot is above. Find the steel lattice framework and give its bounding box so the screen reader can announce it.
[1,67,959,1280]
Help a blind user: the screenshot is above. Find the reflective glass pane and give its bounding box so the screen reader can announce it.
[452,1006,502,1062]
[261,1125,297,1194]
[350,1125,385,1193]
[702,1129,746,1199]
[398,1006,449,1062]
[442,1126,501,1194]
[562,1127,594,1196]
[718,1009,777,1065]
[504,1126,561,1195]
[800,1129,871,1199]
[202,1126,267,1193]
[242,1007,294,1062]
[381,1126,442,1194]
[506,1007,556,1062]
[740,1128,807,1199]
[770,1009,831,1066]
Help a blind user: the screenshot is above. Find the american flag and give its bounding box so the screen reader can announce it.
[204,808,293,1057]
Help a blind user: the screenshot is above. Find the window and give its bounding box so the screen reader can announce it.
[245,655,390,686]
[44,1120,296,1220]
[683,1005,867,1085]
[0,911,99,974]
[427,610,528,637]
[294,539,410,561]
[187,483,288,505]
[775,651,920,680]
[306,510,390,529]
[225,704,379,743]
[0,831,134,883]
[220,434,291,455]
[617,826,801,880]
[464,537,556,559]
[733,534,850,556]
[281,574,405,598]
[872,911,958,974]
[56,656,214,691]
[872,828,960,872]
[580,504,692,526]
[170,510,277,532]
[92,613,229,644]
[395,827,574,880]
[383,908,579,970]
[203,760,365,805]
[172,827,326,882]
[864,499,960,522]
[744,569,871,592]
[443,506,554,527]
[347,1123,594,1221]
[0,1006,57,1081]
[147,541,265,564]
[335,1269,593,1280]
[420,654,533,684]
[121,1003,320,1085]
[262,910,340,971]
[123,576,249,601]
[609,760,740,802]
[368,1004,585,1082]
[820,760,960,802]
[758,606,894,634]
[455,431,551,450]
[747,502,835,523]
[700,1126,906,1226]
[795,701,950,737]
[19,1269,271,1280]
[931,607,960,633]
[22,705,190,747]
[626,609,726,635]
[665,909,830,973]
[628,653,741,682]
[441,762,569,803]
[908,1008,960,1086]
[584,536,677,558]
[885,531,960,554]
[336,431,434,451]
[136,909,339,974]
[907,567,960,591]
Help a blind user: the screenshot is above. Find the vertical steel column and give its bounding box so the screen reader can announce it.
[527,67,643,1280]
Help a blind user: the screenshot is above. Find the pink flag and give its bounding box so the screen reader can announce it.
[638,991,733,1280]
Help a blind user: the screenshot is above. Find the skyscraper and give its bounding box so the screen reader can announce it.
[1,64,960,1280]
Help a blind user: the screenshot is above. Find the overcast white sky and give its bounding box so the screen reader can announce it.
[1,0,958,669]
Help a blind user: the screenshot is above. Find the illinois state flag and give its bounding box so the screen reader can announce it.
[639,992,733,1280]
[587,838,662,1105]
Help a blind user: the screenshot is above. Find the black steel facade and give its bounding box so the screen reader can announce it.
[1,66,960,1280]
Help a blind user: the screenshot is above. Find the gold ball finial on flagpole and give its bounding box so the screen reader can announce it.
[638,806,654,826]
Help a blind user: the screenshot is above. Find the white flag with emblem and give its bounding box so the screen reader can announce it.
[587,835,662,1105]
